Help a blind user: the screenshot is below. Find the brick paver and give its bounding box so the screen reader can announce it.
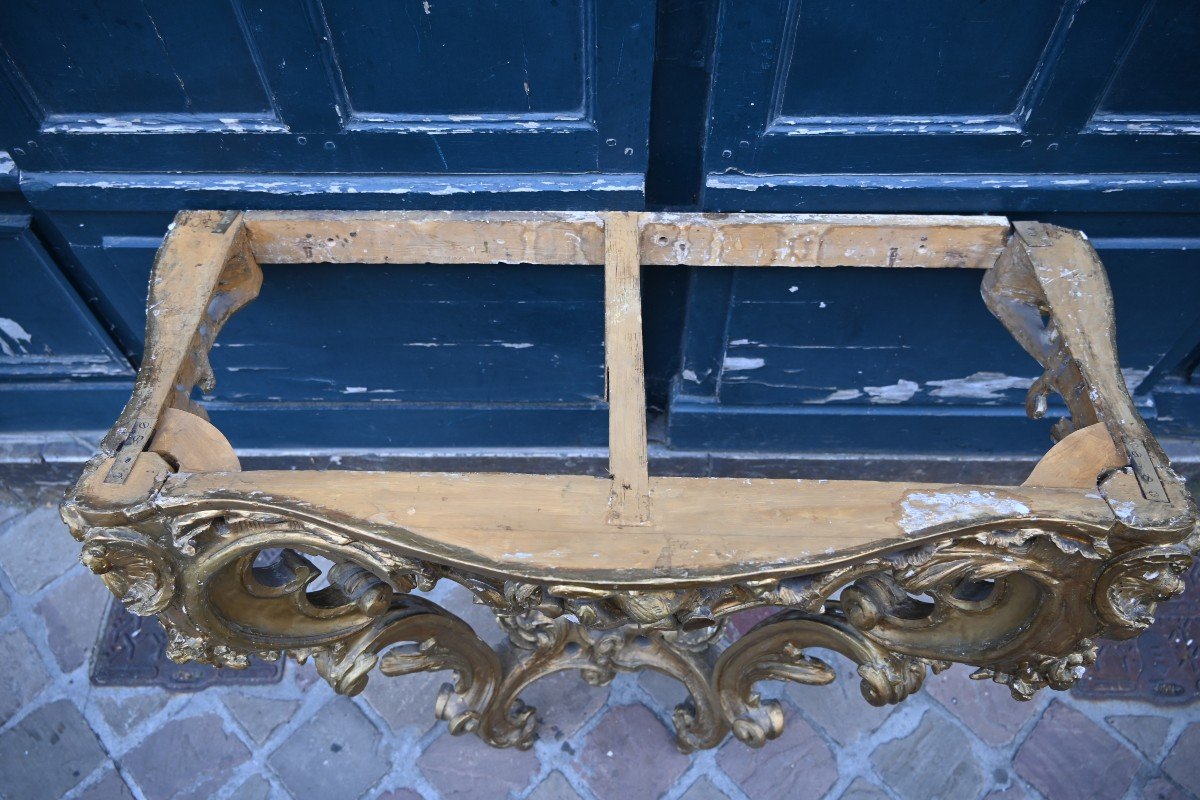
[0,699,107,800]
[123,713,252,800]
[0,490,1198,800]
[871,712,985,800]
[580,703,690,800]
[718,708,837,800]
[0,627,50,723]
[418,728,540,798]
[1016,701,1141,800]
[269,698,392,800]
[925,664,1042,746]
[0,505,80,594]
[1109,713,1174,760]
[223,692,303,744]
[1162,724,1200,797]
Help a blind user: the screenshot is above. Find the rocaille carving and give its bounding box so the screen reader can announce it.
[61,212,1199,751]
[65,497,1197,750]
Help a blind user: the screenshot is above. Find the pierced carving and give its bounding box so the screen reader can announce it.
[64,494,1199,750]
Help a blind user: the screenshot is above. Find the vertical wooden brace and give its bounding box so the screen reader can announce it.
[604,212,651,526]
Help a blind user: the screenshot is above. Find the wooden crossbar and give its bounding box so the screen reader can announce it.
[603,212,650,526]
[242,211,1010,269]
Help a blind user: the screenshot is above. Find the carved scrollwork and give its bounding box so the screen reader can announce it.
[713,608,928,748]
[79,527,176,615]
[63,495,1200,751]
[479,612,728,751]
[1093,542,1195,638]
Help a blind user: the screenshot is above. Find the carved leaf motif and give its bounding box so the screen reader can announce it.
[1094,544,1194,638]
[80,527,176,615]
[897,546,1030,594]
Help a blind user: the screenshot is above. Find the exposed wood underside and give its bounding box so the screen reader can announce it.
[158,469,1119,586]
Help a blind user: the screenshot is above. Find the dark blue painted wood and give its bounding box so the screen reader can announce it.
[669,215,1200,454]
[671,0,1200,456]
[0,0,655,179]
[703,0,1200,199]
[1,1,1198,456]
[0,213,129,381]
[28,201,614,447]
[0,206,133,433]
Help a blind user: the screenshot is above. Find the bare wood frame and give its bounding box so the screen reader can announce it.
[62,211,1197,751]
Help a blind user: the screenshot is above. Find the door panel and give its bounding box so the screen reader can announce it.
[325,0,587,117]
[678,0,1200,455]
[774,0,1061,119]
[0,210,133,432]
[0,0,654,178]
[0,214,129,380]
[703,0,1200,194]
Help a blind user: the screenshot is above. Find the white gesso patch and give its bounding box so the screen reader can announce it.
[0,317,33,356]
[723,356,765,371]
[926,372,1034,400]
[863,379,919,404]
[900,490,1031,534]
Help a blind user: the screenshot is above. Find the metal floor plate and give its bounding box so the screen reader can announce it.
[90,599,284,691]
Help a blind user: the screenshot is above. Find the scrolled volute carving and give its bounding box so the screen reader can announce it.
[1094,542,1194,638]
[80,526,176,616]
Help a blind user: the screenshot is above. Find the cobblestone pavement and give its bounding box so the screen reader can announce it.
[1,487,1198,800]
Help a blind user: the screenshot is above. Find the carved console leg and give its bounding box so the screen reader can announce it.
[316,596,501,737]
[713,608,927,748]
[479,612,728,751]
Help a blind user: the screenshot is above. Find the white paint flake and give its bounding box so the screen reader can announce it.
[682,369,700,383]
[863,379,919,404]
[343,387,368,394]
[723,356,765,371]
[926,372,1034,400]
[818,389,863,403]
[0,318,32,356]
[900,490,1031,534]
[1122,367,1151,393]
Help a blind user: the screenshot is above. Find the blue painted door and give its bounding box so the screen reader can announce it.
[1,1,1198,457]
[0,1,657,445]
[0,0,653,180]
[671,0,1200,454]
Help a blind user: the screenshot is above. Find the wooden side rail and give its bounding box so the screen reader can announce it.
[63,210,1198,753]
[241,210,1010,269]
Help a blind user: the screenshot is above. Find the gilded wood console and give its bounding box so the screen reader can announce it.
[62,211,1197,750]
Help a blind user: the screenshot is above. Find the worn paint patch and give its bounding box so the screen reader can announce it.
[926,372,1034,400]
[811,388,863,403]
[864,379,919,404]
[0,317,33,356]
[900,490,1032,534]
[723,356,765,371]
[1121,368,1151,394]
